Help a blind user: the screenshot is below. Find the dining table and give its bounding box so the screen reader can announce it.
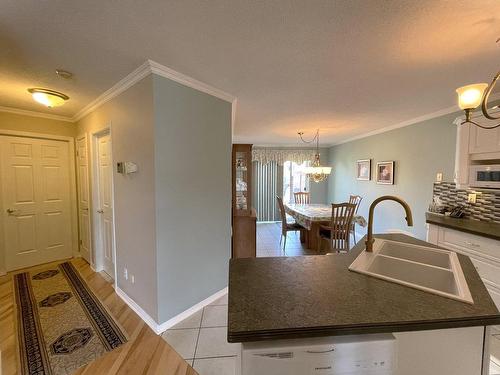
[284,203,367,251]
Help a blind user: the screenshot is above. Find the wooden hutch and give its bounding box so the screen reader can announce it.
[232,144,257,258]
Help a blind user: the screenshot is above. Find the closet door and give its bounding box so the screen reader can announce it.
[1,136,72,271]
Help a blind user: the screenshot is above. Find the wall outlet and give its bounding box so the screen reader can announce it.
[467,193,477,204]
[124,268,128,280]
[436,172,443,182]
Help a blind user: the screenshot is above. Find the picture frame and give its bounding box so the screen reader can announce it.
[376,161,395,185]
[356,159,371,181]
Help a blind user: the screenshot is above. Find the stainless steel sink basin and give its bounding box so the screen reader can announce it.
[349,239,473,304]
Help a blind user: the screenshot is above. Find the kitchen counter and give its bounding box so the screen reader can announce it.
[228,233,500,342]
[426,212,500,241]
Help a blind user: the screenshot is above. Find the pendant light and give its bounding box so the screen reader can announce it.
[298,129,332,183]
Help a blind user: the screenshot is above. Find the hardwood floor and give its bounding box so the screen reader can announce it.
[0,258,197,375]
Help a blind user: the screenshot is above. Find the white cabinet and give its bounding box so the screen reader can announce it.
[427,224,500,309]
[469,124,500,155]
[453,110,500,189]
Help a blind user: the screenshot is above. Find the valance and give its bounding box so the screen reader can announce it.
[252,148,316,166]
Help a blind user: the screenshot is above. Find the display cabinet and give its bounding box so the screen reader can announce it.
[232,144,256,258]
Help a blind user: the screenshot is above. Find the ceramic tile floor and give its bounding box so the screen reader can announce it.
[491,332,500,375]
[257,221,328,257]
[161,293,241,375]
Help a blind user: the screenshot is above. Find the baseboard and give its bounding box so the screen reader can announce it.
[156,287,228,333]
[115,287,161,334]
[115,286,228,335]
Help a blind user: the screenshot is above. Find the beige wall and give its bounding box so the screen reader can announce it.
[0,111,76,138]
[76,76,159,320]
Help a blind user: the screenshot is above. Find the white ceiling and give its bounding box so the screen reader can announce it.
[1,0,499,145]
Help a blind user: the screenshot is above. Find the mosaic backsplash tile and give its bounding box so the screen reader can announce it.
[432,182,500,224]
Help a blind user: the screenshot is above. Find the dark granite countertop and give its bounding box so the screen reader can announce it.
[426,212,500,241]
[228,234,500,343]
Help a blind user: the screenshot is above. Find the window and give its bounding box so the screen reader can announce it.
[283,161,310,204]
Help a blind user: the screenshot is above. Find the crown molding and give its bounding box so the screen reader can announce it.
[148,60,236,103]
[72,61,152,122]
[72,59,236,123]
[0,105,74,122]
[332,92,500,147]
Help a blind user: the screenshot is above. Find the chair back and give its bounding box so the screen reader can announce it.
[349,195,362,214]
[276,196,288,227]
[294,192,310,204]
[329,203,356,251]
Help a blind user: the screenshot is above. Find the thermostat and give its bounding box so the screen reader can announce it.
[117,161,138,175]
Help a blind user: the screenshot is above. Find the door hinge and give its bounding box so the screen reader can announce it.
[76,150,79,157]
[80,239,83,245]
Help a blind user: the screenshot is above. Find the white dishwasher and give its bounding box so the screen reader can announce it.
[241,333,396,375]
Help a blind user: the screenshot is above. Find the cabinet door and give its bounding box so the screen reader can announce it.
[468,125,500,154]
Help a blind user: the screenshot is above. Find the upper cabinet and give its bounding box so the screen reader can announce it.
[454,111,500,190]
[468,125,500,155]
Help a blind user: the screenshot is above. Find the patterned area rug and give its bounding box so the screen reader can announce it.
[14,262,127,375]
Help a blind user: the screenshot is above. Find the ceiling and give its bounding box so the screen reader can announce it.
[1,0,499,145]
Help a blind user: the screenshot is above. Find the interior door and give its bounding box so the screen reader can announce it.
[0,135,72,271]
[76,135,91,263]
[96,133,115,278]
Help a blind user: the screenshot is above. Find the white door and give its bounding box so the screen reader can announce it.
[76,135,91,263]
[0,135,72,271]
[95,133,115,278]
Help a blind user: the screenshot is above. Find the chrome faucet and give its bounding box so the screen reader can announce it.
[365,196,414,252]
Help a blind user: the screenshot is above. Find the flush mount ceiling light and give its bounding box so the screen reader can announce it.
[28,88,69,108]
[298,129,332,183]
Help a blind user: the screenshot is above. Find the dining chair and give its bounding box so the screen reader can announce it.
[294,192,310,204]
[348,195,363,244]
[318,202,356,253]
[276,196,303,252]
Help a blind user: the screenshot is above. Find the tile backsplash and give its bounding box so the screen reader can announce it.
[432,182,500,224]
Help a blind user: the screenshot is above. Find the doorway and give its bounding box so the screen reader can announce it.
[0,134,74,271]
[92,130,116,280]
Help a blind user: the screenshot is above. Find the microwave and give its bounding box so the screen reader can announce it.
[469,164,500,189]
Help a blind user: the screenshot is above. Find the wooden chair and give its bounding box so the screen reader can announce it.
[318,203,356,253]
[294,192,310,204]
[276,196,303,252]
[348,195,363,244]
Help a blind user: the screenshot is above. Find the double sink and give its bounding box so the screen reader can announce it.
[349,239,473,304]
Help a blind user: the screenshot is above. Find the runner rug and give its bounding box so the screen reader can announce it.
[14,262,127,375]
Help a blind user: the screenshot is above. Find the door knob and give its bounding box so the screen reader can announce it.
[6,208,17,215]
[97,209,104,214]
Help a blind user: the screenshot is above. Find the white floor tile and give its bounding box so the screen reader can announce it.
[196,327,241,358]
[162,328,199,359]
[170,309,203,329]
[490,360,500,375]
[193,357,238,375]
[202,305,228,327]
[210,293,228,306]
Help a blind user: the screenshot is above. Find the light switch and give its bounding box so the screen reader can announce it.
[436,172,443,182]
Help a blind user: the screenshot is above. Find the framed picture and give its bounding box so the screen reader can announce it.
[356,159,371,181]
[376,161,395,185]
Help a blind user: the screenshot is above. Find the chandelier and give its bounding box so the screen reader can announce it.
[455,70,500,129]
[298,129,332,183]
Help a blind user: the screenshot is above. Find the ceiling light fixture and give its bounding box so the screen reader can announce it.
[28,88,69,108]
[455,40,500,129]
[298,129,332,183]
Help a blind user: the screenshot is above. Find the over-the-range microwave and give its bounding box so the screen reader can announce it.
[469,164,500,189]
